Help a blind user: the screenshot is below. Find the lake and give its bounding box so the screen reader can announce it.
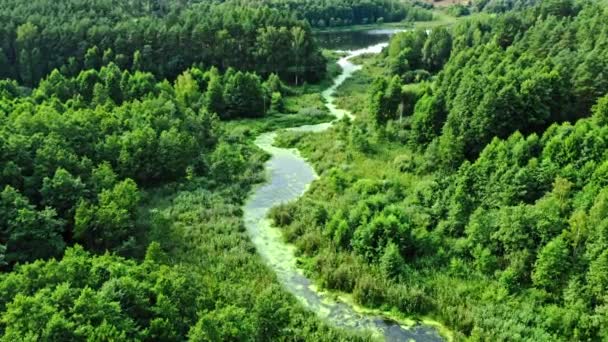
[313,28,403,50]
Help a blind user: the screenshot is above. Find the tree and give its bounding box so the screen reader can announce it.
[368,76,402,125]
[35,69,73,102]
[188,306,255,341]
[422,27,452,72]
[16,22,40,85]
[291,26,306,85]
[40,168,85,220]
[223,71,265,119]
[92,83,110,106]
[0,186,64,264]
[368,77,388,124]
[587,250,608,301]
[158,127,198,179]
[175,71,201,111]
[0,48,11,79]
[85,46,102,70]
[380,242,405,279]
[592,94,608,125]
[100,63,123,104]
[532,236,570,293]
[209,142,245,183]
[387,30,426,74]
[204,67,224,116]
[74,179,140,252]
[540,0,575,18]
[384,76,403,120]
[253,285,289,339]
[410,93,446,147]
[352,213,412,261]
[76,70,101,102]
[102,48,115,66]
[255,26,291,76]
[264,73,284,95]
[90,162,118,194]
[132,50,144,71]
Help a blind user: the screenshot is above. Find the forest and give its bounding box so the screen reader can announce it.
[271,0,608,340]
[229,0,434,27]
[0,51,366,338]
[1,0,608,340]
[0,0,326,86]
[0,0,377,338]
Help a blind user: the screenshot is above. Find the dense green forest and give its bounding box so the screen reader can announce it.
[0,0,436,87]
[0,0,327,86]
[0,54,371,342]
[2,0,608,340]
[0,62,288,264]
[272,0,608,340]
[229,0,434,27]
[471,0,538,13]
[0,0,372,335]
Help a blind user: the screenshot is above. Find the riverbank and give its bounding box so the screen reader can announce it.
[242,42,449,341]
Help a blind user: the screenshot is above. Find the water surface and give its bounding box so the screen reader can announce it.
[314,28,402,50]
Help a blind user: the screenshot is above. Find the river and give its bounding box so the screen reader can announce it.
[243,39,443,342]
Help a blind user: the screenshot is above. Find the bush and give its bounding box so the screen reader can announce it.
[269,202,296,227]
[353,273,386,307]
[393,154,415,172]
[387,284,433,314]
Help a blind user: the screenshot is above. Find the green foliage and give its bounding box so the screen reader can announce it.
[272,3,608,335]
[41,168,85,220]
[414,4,607,163]
[410,92,446,146]
[0,186,64,265]
[445,4,470,17]
[3,0,608,340]
[204,67,225,116]
[238,0,433,27]
[0,68,362,342]
[532,236,570,293]
[592,93,608,125]
[353,213,412,262]
[271,92,284,112]
[174,71,202,111]
[368,76,405,125]
[353,274,386,308]
[0,1,326,86]
[422,27,453,73]
[223,71,266,119]
[0,62,233,264]
[380,242,405,279]
[74,179,140,253]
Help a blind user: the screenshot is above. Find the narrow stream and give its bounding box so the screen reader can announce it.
[243,43,443,342]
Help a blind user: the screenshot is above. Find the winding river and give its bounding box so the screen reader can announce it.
[243,42,443,342]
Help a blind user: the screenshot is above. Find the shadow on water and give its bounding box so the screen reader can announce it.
[313,28,403,50]
[243,38,444,342]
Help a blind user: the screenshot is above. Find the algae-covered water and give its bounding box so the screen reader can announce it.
[243,42,444,342]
